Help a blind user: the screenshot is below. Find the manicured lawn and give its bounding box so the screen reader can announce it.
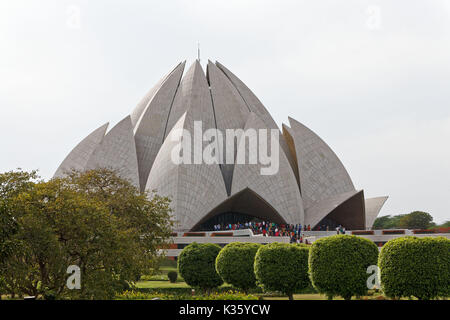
[135,280,234,290]
[136,280,190,289]
[128,281,390,300]
[140,261,185,282]
[132,279,397,300]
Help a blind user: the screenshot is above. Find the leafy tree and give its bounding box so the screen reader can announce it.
[215,242,261,293]
[0,170,38,263]
[379,236,450,300]
[0,169,174,299]
[398,211,433,229]
[178,242,223,291]
[372,214,405,229]
[309,235,378,300]
[373,212,435,230]
[0,170,39,297]
[372,215,392,229]
[167,271,178,283]
[254,243,310,300]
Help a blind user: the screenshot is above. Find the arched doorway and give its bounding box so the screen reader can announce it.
[191,188,286,231]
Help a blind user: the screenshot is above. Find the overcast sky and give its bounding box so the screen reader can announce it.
[1,0,449,223]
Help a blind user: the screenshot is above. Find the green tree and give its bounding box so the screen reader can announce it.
[372,215,392,229]
[0,169,174,299]
[215,242,261,293]
[167,271,178,283]
[309,235,378,300]
[178,242,223,291]
[379,236,450,300]
[254,243,310,300]
[0,170,39,297]
[0,170,38,263]
[399,211,433,229]
[372,214,405,229]
[373,212,435,230]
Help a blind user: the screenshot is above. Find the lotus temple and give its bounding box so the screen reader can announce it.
[55,60,388,232]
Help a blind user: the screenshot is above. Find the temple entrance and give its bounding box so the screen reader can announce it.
[314,217,341,231]
[190,188,286,231]
[195,212,264,231]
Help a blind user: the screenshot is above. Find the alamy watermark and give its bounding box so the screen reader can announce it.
[366,265,381,290]
[66,265,81,290]
[169,121,280,175]
[366,5,382,30]
[66,5,81,30]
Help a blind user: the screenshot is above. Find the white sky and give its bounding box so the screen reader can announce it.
[1,0,449,223]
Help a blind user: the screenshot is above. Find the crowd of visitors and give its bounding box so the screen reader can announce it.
[336,225,346,235]
[212,221,347,243]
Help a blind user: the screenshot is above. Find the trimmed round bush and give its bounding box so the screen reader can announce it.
[167,271,178,283]
[177,242,223,290]
[379,236,450,300]
[254,243,310,300]
[309,235,379,300]
[215,242,261,292]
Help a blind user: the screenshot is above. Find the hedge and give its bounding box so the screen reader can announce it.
[167,271,178,283]
[215,242,261,292]
[309,235,379,300]
[379,236,450,300]
[177,242,223,290]
[254,243,310,300]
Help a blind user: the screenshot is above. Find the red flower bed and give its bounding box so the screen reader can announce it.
[183,232,206,237]
[352,230,374,235]
[210,232,234,237]
[433,227,450,233]
[382,230,405,235]
[413,229,435,234]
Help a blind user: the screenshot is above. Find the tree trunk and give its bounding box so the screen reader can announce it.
[288,293,294,300]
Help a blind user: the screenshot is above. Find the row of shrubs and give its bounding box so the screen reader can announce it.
[177,235,450,300]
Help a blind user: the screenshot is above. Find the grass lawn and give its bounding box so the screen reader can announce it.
[130,280,390,300]
[141,261,185,282]
[133,278,397,300]
[136,280,190,289]
[262,294,341,300]
[293,294,342,300]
